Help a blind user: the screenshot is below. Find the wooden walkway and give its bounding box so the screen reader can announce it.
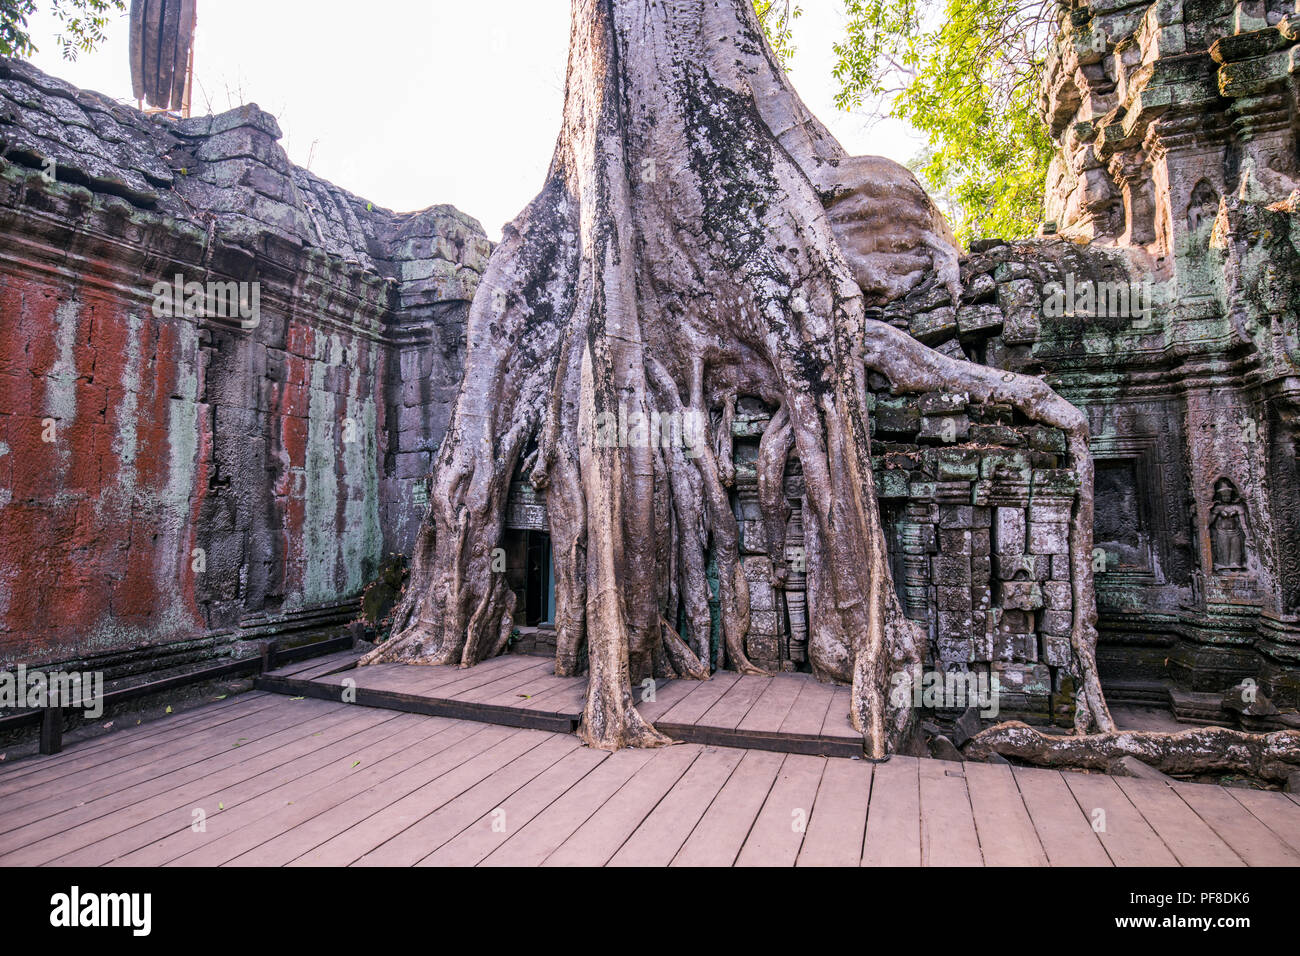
[1,693,1297,867]
[256,652,863,757]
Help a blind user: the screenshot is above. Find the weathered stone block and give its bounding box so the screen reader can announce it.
[937,449,981,480]
[995,507,1026,554]
[876,468,910,499]
[918,413,969,442]
[999,580,1044,610]
[1043,581,1072,609]
[742,557,775,607]
[939,505,973,529]
[939,527,972,554]
[1041,609,1073,637]
[1029,521,1070,554]
[909,307,957,343]
[994,553,1049,580]
[875,394,921,434]
[997,279,1040,344]
[938,585,973,612]
[933,555,972,585]
[1041,633,1073,668]
[746,632,779,662]
[956,303,1004,334]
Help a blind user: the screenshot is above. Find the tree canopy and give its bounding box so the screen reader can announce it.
[1,0,125,61]
[756,0,1059,245]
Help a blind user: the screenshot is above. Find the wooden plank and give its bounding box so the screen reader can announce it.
[446,659,556,704]
[0,697,327,825]
[736,675,804,734]
[115,717,483,866]
[777,678,836,738]
[735,753,825,866]
[353,733,585,866]
[608,747,745,866]
[963,762,1048,866]
[472,670,574,709]
[696,675,770,730]
[241,726,537,866]
[1113,776,1244,866]
[0,693,265,790]
[918,759,984,866]
[44,709,417,866]
[0,692,257,786]
[26,708,399,864]
[260,668,577,733]
[819,685,858,742]
[0,699,340,859]
[262,641,355,677]
[479,747,659,866]
[1062,771,1178,866]
[1011,766,1112,866]
[418,746,611,867]
[862,755,920,866]
[543,745,702,866]
[636,678,697,723]
[1225,787,1300,855]
[128,0,146,100]
[794,756,872,866]
[671,748,784,866]
[5,704,385,862]
[287,650,363,681]
[656,671,741,725]
[517,678,587,716]
[1171,782,1300,866]
[416,656,545,699]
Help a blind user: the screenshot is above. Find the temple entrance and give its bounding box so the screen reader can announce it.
[523,530,554,626]
[502,529,554,628]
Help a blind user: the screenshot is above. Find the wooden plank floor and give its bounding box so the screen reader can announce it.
[1,694,1295,867]
[257,655,863,757]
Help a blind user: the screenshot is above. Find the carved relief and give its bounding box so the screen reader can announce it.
[1187,179,1220,232]
[1209,478,1250,572]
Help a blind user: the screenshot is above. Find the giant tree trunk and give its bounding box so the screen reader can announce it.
[362,0,1114,756]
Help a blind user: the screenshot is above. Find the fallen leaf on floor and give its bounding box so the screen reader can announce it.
[352,761,361,768]
[165,706,172,714]
[290,696,305,701]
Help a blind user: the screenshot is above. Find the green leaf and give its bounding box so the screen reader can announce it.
[833,0,1054,242]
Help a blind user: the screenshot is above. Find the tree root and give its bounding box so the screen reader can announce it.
[966,721,1300,783]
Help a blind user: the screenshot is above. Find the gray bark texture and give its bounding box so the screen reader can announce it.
[361,0,1115,756]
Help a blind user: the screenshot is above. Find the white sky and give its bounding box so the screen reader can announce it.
[24,1,921,240]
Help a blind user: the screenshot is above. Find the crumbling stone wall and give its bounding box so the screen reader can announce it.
[0,59,488,673]
[1005,0,1298,719]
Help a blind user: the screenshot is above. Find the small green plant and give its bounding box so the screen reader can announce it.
[358,553,409,643]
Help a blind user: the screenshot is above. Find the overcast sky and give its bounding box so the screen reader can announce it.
[24,1,921,239]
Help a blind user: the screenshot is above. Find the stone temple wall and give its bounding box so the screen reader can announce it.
[0,59,488,673]
[1030,0,1299,717]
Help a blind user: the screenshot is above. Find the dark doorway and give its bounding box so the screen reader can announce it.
[524,530,553,626]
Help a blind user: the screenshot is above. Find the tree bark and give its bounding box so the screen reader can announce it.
[361,0,1115,756]
[967,721,1300,783]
